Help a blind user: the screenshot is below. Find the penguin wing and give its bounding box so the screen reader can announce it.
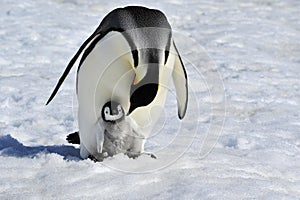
[46,32,99,105]
[172,41,188,119]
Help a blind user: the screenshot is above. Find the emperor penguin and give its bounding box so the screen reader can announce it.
[46,6,188,161]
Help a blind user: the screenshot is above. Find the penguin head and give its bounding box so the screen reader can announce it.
[101,101,125,123]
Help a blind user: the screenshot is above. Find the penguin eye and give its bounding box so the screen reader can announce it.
[104,107,110,115]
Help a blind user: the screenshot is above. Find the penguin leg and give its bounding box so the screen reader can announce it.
[80,142,89,159]
[125,138,157,159]
[96,130,104,154]
[69,131,92,160]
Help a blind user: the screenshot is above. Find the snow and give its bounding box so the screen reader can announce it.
[1,0,300,199]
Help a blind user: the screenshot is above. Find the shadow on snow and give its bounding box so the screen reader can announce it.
[0,134,81,161]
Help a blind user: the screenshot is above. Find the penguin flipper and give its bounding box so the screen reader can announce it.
[46,33,98,105]
[172,41,188,119]
[66,131,80,144]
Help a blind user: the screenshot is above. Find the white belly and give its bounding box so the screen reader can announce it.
[77,31,134,157]
[128,44,176,137]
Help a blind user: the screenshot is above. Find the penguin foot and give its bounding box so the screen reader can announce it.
[126,151,157,159]
[125,152,139,159]
[142,151,157,159]
[88,155,100,162]
[66,131,80,144]
[88,152,109,162]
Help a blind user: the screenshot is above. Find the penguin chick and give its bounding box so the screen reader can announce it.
[87,101,156,161]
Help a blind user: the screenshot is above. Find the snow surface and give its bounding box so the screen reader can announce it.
[1,0,300,199]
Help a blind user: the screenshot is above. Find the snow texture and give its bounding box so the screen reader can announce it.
[1,0,300,199]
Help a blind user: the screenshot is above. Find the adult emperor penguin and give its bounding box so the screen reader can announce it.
[46,6,188,160]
